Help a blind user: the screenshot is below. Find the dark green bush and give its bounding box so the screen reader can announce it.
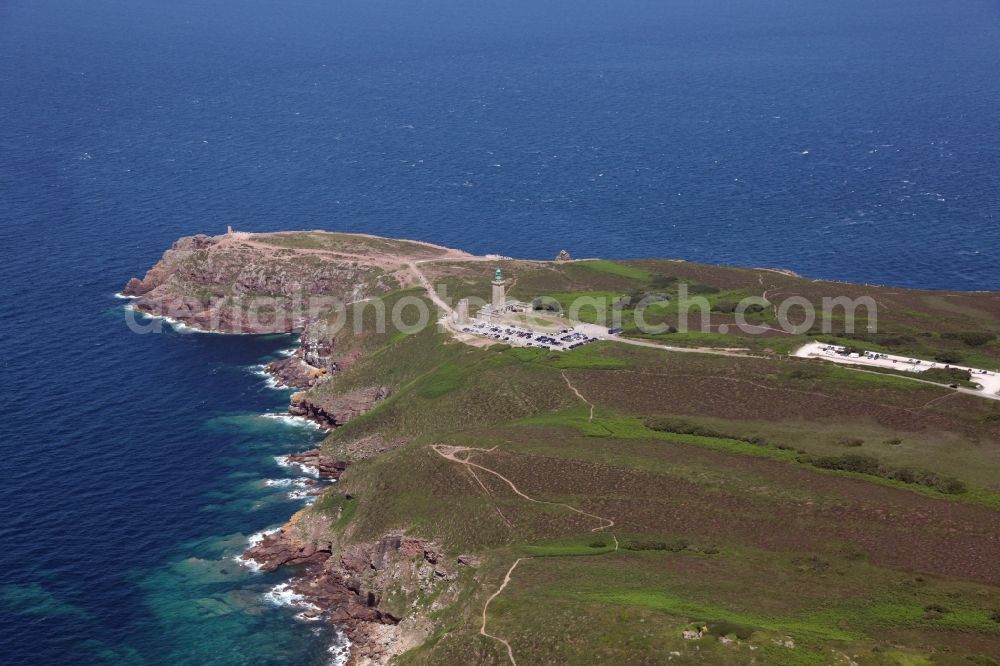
[706,621,755,640]
[623,540,667,551]
[933,351,964,364]
[812,454,881,475]
[810,455,967,494]
[644,417,722,438]
[650,275,678,289]
[923,604,949,619]
[665,539,690,552]
[943,331,996,347]
[532,297,560,312]
[922,367,972,383]
[643,417,765,446]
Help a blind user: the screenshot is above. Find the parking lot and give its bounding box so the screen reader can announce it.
[460,320,598,351]
[794,341,1000,398]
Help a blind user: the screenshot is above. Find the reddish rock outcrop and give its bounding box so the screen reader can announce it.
[289,386,391,430]
[246,531,333,573]
[267,356,328,389]
[122,232,395,334]
[244,518,449,664]
[284,449,349,479]
[123,235,220,297]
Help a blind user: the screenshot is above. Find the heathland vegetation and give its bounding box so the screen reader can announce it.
[128,233,1000,664]
[309,312,1000,664]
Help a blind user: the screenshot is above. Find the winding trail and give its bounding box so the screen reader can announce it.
[561,371,594,422]
[480,557,526,666]
[430,444,617,665]
[408,261,455,318]
[432,445,615,533]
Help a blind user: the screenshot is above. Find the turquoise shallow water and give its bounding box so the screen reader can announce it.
[2,0,999,663]
[0,312,341,664]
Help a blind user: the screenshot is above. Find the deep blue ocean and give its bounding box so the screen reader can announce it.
[1,0,999,663]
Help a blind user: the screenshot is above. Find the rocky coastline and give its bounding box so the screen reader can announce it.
[252,362,423,663]
[122,232,457,664]
[254,363,436,663]
[244,507,452,665]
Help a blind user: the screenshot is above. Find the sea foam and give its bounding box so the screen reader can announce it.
[327,629,352,666]
[264,583,322,621]
[274,455,321,478]
[233,527,280,572]
[249,365,288,390]
[261,413,322,429]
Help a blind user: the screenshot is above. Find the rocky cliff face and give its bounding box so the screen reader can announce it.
[129,232,466,665]
[244,507,457,666]
[123,233,396,334]
[289,386,392,430]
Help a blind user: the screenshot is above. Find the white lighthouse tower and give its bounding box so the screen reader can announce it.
[490,267,506,320]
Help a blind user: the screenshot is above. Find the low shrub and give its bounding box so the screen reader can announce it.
[706,621,755,640]
[532,297,560,312]
[934,351,964,364]
[811,454,967,494]
[788,367,825,380]
[836,437,865,448]
[665,539,689,552]
[923,367,972,383]
[622,539,691,553]
[812,454,881,475]
[687,284,720,295]
[650,274,678,289]
[943,331,996,347]
[923,604,949,619]
[643,417,766,446]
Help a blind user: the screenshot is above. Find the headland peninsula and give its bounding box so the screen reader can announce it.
[123,230,1000,665]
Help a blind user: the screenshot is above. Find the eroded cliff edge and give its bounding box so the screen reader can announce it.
[122,231,469,664]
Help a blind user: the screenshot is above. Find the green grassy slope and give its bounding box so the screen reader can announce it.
[292,292,1000,664]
